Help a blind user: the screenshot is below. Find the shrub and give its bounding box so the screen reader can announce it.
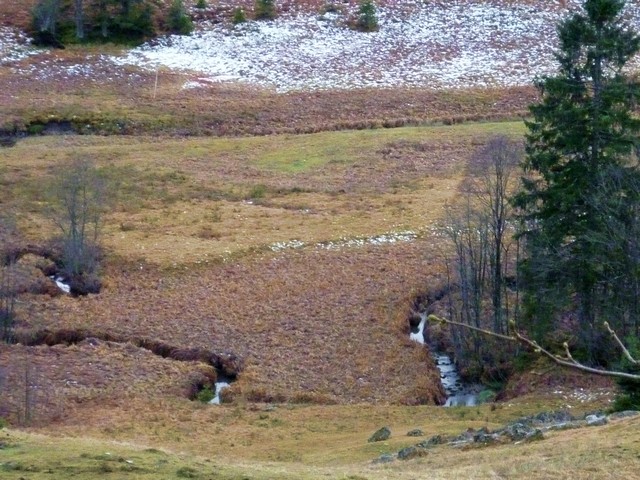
[196,386,214,403]
[248,184,267,199]
[109,3,156,41]
[232,7,247,25]
[320,3,343,15]
[176,466,199,478]
[356,0,378,32]
[254,0,277,20]
[195,0,207,9]
[611,336,640,412]
[168,0,194,35]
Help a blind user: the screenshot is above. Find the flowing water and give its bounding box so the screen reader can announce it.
[50,276,71,294]
[209,377,231,405]
[410,314,480,407]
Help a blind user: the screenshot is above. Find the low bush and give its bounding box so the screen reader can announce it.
[195,386,215,403]
[168,0,194,35]
[254,0,277,20]
[232,7,247,24]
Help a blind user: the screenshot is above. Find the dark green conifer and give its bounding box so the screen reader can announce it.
[515,0,640,356]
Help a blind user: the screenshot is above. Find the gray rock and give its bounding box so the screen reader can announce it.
[499,423,531,441]
[472,427,497,445]
[398,446,428,460]
[406,429,424,437]
[416,434,447,448]
[372,453,396,464]
[607,410,639,420]
[453,428,477,443]
[368,426,391,443]
[544,421,583,432]
[523,429,544,442]
[513,410,574,428]
[585,414,608,427]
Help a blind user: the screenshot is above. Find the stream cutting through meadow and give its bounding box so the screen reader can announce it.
[410,314,481,407]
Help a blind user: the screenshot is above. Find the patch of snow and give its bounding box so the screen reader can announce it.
[409,314,426,343]
[111,1,632,92]
[269,230,418,252]
[0,27,39,65]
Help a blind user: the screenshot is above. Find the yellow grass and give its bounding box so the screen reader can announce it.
[2,122,525,266]
[2,400,638,480]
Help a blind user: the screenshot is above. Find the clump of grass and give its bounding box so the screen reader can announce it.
[176,465,200,478]
[248,184,268,199]
[197,226,222,240]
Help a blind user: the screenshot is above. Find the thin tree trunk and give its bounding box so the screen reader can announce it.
[75,0,84,39]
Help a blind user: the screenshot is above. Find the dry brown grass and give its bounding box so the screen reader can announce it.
[1,122,526,408]
[0,341,215,427]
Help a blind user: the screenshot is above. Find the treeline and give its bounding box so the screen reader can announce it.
[31,0,193,47]
[437,0,640,408]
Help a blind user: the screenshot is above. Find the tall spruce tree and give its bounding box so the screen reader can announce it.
[514,0,640,358]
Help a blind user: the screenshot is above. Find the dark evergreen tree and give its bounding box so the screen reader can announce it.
[356,0,378,32]
[254,0,277,20]
[31,0,64,47]
[514,0,640,358]
[232,7,247,25]
[168,0,194,35]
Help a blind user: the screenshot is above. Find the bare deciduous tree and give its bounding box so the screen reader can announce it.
[0,212,19,343]
[50,158,107,294]
[440,137,522,375]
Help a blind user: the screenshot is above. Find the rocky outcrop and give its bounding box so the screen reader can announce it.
[375,410,638,463]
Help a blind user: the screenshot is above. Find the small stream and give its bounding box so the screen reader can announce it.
[209,378,231,405]
[50,276,71,294]
[410,314,481,407]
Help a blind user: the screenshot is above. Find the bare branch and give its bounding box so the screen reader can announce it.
[427,315,640,382]
[604,321,638,365]
[426,314,516,342]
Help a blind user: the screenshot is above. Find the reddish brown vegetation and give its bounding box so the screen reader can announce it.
[0,52,536,136]
[0,340,216,426]
[18,241,448,407]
